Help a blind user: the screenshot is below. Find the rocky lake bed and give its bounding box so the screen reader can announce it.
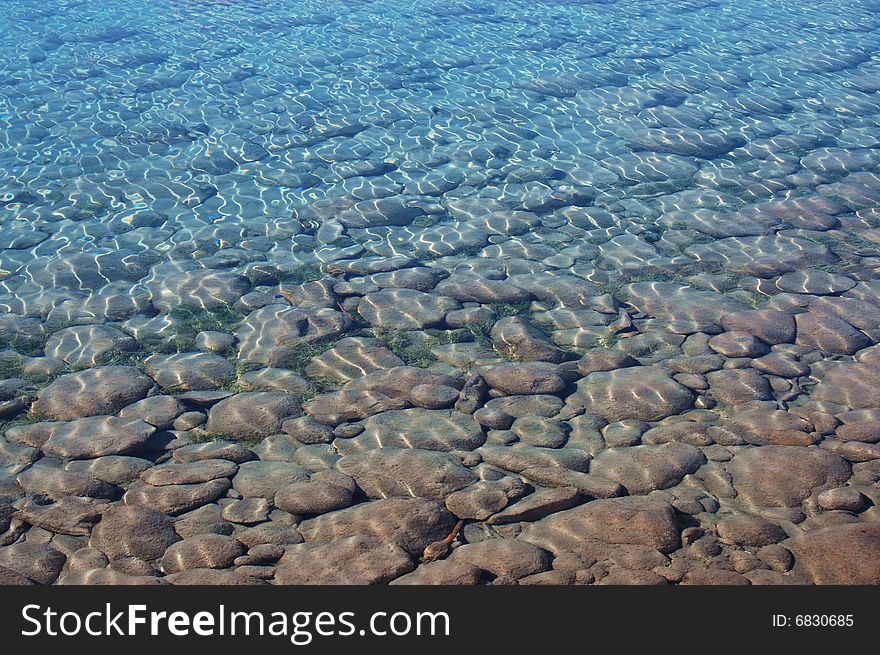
[1,0,880,585]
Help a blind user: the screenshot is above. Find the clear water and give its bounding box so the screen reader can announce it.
[1,0,880,584]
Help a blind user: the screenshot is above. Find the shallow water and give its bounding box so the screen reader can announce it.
[1,0,879,585]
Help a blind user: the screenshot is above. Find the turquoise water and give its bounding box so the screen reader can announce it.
[2,0,878,294]
[1,0,880,585]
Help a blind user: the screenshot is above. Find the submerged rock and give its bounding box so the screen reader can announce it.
[90,506,180,561]
[299,498,456,556]
[41,416,155,459]
[338,408,485,454]
[276,535,414,585]
[568,366,694,422]
[337,448,477,500]
[357,289,461,329]
[519,497,681,558]
[785,523,880,584]
[589,444,706,494]
[726,446,851,508]
[205,392,302,440]
[33,367,155,420]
